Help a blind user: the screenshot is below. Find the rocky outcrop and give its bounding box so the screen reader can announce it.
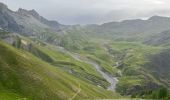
[0,3,21,32]
[0,2,63,36]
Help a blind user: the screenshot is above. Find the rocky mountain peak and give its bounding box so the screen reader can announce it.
[0,2,8,12]
[0,2,7,8]
[17,8,28,14]
[28,9,41,19]
[17,8,41,19]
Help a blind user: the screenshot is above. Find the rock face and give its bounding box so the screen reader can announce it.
[0,3,21,32]
[0,3,8,13]
[0,2,63,35]
[16,8,61,30]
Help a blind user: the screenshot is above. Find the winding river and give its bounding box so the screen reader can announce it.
[85,60,118,91]
[57,46,118,91]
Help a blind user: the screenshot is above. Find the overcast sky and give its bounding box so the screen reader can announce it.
[1,0,170,25]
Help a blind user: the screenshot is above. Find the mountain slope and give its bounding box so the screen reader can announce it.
[0,2,64,36]
[144,30,170,46]
[82,16,170,41]
[0,31,111,89]
[145,49,170,87]
[0,3,21,32]
[1,2,170,100]
[0,40,119,100]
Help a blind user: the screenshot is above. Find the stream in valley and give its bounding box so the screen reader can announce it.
[57,46,118,91]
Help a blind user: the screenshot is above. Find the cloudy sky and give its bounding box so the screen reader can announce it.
[1,0,170,24]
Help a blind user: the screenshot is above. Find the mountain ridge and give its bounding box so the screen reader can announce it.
[0,2,64,35]
[1,2,170,100]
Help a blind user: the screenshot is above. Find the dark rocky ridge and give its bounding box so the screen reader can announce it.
[17,8,62,30]
[0,3,21,32]
[0,2,63,35]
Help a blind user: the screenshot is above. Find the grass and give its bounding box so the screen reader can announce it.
[1,30,167,99]
[0,91,26,100]
[105,41,163,95]
[0,40,120,100]
[6,35,111,89]
[33,43,111,88]
[71,40,120,76]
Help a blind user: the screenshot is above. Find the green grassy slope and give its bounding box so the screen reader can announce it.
[1,29,169,99]
[31,32,170,99]
[35,43,111,88]
[19,36,111,88]
[0,32,111,89]
[106,42,163,95]
[0,40,120,100]
[76,40,119,76]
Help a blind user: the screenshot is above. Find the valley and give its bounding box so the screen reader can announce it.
[0,2,170,100]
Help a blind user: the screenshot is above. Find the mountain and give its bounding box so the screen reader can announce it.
[144,30,170,46]
[0,32,119,100]
[145,49,170,87]
[2,2,170,44]
[1,2,170,100]
[82,16,170,41]
[0,2,64,36]
[2,1,170,42]
[102,15,170,35]
[0,3,21,32]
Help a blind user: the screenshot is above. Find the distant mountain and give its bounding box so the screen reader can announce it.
[101,15,170,34]
[144,30,170,46]
[2,2,170,42]
[83,16,170,41]
[0,2,64,35]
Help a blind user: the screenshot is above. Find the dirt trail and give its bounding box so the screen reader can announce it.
[69,83,81,100]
